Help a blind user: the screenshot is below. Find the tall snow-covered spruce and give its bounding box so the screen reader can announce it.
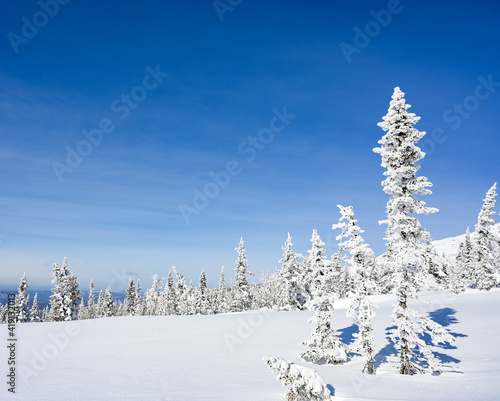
[374,87,454,375]
[300,230,347,365]
[333,205,377,374]
[231,238,254,312]
[277,233,304,310]
[451,227,473,293]
[302,229,329,307]
[15,273,30,323]
[472,182,499,290]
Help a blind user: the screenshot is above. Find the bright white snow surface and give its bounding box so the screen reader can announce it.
[4,289,500,400]
[433,222,500,258]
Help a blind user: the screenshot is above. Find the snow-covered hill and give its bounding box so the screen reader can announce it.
[433,222,500,258]
[3,289,500,400]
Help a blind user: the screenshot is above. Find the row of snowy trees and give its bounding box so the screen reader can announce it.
[1,180,498,326]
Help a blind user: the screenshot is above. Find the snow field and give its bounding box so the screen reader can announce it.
[2,288,499,400]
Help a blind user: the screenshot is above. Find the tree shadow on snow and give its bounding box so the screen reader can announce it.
[420,307,466,370]
[374,325,399,369]
[327,384,335,397]
[337,324,358,346]
[428,308,468,337]
[375,309,466,372]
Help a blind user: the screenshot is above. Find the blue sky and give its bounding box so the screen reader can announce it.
[0,0,499,291]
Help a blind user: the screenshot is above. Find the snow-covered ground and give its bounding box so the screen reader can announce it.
[433,222,500,258]
[3,288,500,400]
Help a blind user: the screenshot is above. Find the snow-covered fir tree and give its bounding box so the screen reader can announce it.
[472,183,499,290]
[333,205,377,374]
[277,233,305,310]
[173,266,190,315]
[331,217,355,299]
[374,87,455,374]
[103,287,115,317]
[96,289,105,318]
[87,279,96,319]
[302,230,329,307]
[48,262,64,321]
[124,278,137,316]
[300,229,347,365]
[183,281,197,315]
[422,233,448,288]
[263,356,332,401]
[68,271,82,320]
[144,274,164,316]
[451,227,473,293]
[231,238,255,312]
[161,271,177,315]
[77,297,86,320]
[29,292,41,323]
[49,258,80,321]
[215,266,227,314]
[135,279,143,316]
[195,270,212,315]
[15,273,30,323]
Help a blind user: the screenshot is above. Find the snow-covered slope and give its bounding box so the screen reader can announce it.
[433,222,500,258]
[3,289,500,400]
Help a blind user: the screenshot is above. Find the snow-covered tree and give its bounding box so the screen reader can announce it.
[231,238,255,312]
[471,183,498,290]
[77,297,86,319]
[68,273,82,320]
[263,356,333,401]
[300,230,347,365]
[451,228,473,293]
[135,279,143,316]
[182,281,196,315]
[96,289,105,318]
[49,258,80,321]
[15,273,30,323]
[195,270,212,315]
[374,87,454,374]
[161,271,177,315]
[87,280,96,319]
[124,279,137,316]
[29,293,41,323]
[103,287,115,317]
[333,205,377,374]
[144,274,164,316]
[173,265,189,314]
[215,266,227,314]
[302,230,329,306]
[49,262,64,322]
[41,306,49,322]
[422,233,448,288]
[277,233,305,310]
